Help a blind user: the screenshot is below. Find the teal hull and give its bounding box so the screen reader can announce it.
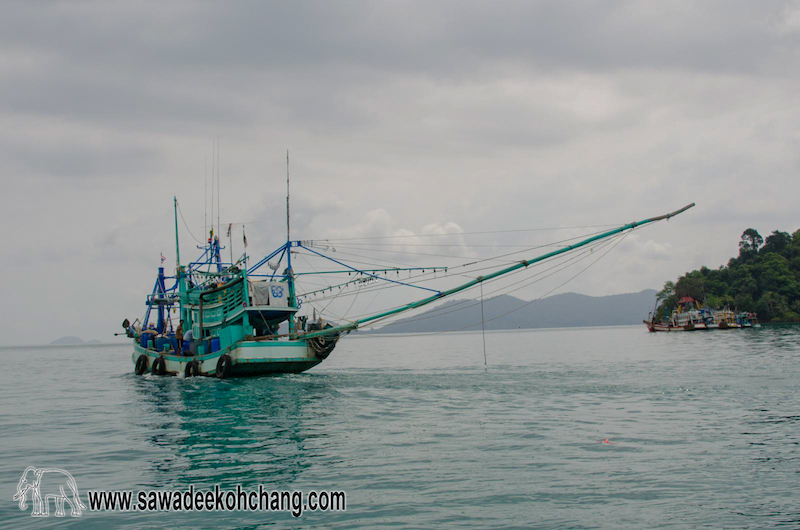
[132,339,323,377]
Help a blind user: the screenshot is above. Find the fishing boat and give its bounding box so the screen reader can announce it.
[645,298,759,332]
[645,297,706,332]
[708,308,738,329]
[736,311,759,328]
[126,194,694,377]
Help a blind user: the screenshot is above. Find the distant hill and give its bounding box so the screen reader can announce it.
[368,289,657,334]
[50,336,86,345]
[49,336,102,345]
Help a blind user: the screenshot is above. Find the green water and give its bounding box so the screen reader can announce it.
[1,325,798,527]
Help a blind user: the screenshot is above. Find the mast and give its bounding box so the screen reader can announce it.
[173,196,181,268]
[204,156,207,242]
[286,149,295,334]
[286,149,290,243]
[217,134,221,241]
[210,138,214,243]
[302,203,696,339]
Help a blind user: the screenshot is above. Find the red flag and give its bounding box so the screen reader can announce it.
[227,223,232,237]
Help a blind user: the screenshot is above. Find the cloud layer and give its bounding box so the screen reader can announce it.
[2,1,799,343]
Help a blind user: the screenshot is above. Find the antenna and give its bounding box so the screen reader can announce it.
[173,196,181,268]
[204,155,207,241]
[286,149,290,243]
[210,139,214,239]
[217,134,220,241]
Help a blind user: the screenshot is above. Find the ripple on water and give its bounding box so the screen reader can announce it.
[1,326,799,527]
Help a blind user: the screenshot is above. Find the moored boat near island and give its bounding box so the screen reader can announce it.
[644,296,759,332]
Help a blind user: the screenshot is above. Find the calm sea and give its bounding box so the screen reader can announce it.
[1,325,798,528]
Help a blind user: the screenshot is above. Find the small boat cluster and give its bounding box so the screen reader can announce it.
[644,296,759,332]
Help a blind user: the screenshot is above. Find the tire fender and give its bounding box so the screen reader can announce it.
[216,354,232,379]
[135,354,148,375]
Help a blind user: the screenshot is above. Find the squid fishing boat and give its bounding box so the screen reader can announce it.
[126,193,694,377]
[644,296,709,332]
[644,297,759,332]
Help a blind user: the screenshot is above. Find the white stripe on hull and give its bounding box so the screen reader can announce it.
[132,339,323,376]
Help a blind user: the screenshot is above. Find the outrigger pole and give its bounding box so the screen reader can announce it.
[302,203,696,339]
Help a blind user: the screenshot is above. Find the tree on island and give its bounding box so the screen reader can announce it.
[656,228,800,322]
[738,228,763,257]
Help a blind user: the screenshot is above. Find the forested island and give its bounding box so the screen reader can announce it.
[656,229,800,322]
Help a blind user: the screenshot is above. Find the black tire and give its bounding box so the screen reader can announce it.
[151,355,166,376]
[184,360,200,378]
[135,354,148,375]
[216,354,232,379]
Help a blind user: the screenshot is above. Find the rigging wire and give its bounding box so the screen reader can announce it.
[294,251,331,286]
[355,226,635,325]
[330,242,580,248]
[325,226,613,264]
[301,234,613,329]
[296,226,616,300]
[255,220,644,329]
[303,232,616,306]
[298,247,424,271]
[176,201,203,244]
[342,285,361,320]
[330,244,526,262]
[340,233,621,323]
[310,223,621,241]
[361,230,633,336]
[480,282,487,367]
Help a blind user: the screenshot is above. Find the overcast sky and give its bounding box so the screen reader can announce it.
[2,1,799,345]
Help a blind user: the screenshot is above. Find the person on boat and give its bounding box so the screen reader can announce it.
[175,320,184,355]
[183,328,194,355]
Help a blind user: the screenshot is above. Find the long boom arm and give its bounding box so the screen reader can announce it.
[302,203,695,338]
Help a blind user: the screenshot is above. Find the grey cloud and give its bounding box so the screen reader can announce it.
[1,140,162,179]
[3,1,796,77]
[1,1,799,343]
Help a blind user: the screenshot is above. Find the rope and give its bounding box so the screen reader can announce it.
[311,223,621,242]
[300,229,614,304]
[361,230,633,336]
[480,282,487,367]
[176,201,203,244]
[327,233,618,321]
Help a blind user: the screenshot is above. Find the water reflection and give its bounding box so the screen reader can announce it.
[740,323,799,351]
[127,374,339,490]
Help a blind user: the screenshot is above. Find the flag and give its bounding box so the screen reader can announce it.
[160,253,165,264]
[243,227,247,248]
[227,223,232,237]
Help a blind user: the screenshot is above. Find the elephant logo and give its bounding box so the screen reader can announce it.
[13,467,86,517]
